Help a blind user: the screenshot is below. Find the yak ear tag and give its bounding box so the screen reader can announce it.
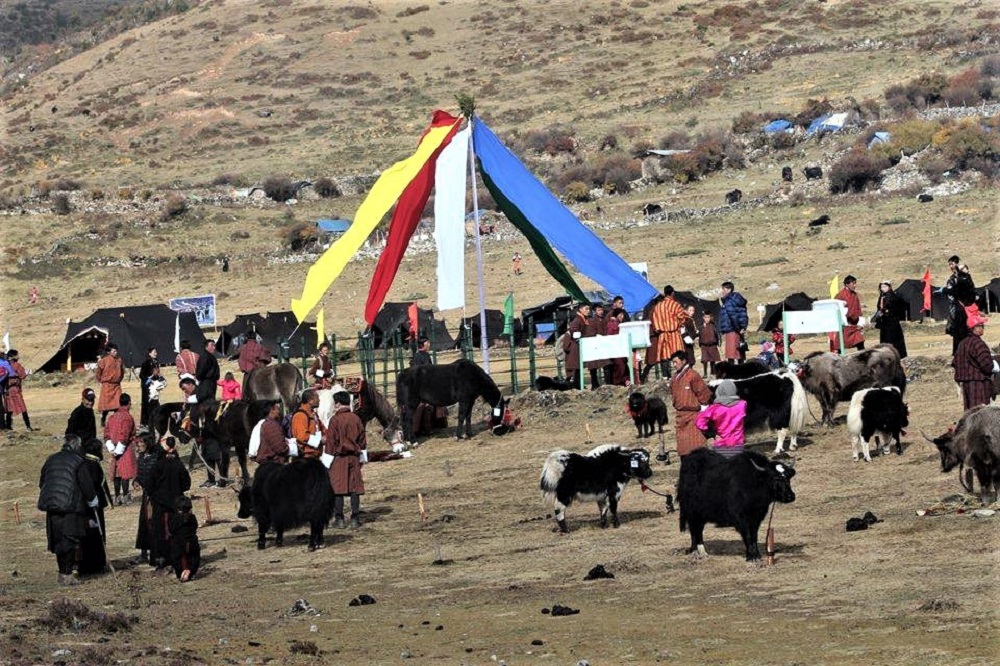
[775,464,786,475]
[493,407,502,417]
[630,458,639,468]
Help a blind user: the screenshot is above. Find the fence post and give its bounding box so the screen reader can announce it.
[553,315,564,379]
[331,333,338,378]
[508,329,518,393]
[527,318,537,387]
[300,335,307,376]
[381,333,391,397]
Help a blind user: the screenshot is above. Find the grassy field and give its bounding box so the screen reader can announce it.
[0,0,999,664]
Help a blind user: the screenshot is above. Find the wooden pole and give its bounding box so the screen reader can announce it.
[766,527,776,565]
[585,422,593,443]
[417,493,427,523]
[13,501,21,525]
[203,496,213,524]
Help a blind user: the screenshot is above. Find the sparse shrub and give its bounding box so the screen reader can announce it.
[827,242,847,250]
[740,256,788,267]
[769,131,797,150]
[932,119,1000,172]
[981,55,1000,77]
[684,115,699,128]
[563,181,591,202]
[52,194,71,215]
[665,151,701,183]
[314,177,341,198]
[665,248,706,258]
[599,134,618,150]
[36,180,53,198]
[161,193,188,218]
[409,50,432,60]
[881,217,909,225]
[828,150,890,194]
[884,72,949,111]
[631,139,654,157]
[281,222,318,251]
[870,119,937,163]
[54,178,82,191]
[37,599,137,634]
[918,154,951,184]
[212,173,246,187]
[396,5,429,17]
[230,230,251,240]
[523,124,577,155]
[139,189,154,201]
[117,187,133,200]
[658,131,692,150]
[262,176,295,202]
[89,188,105,201]
[724,141,746,169]
[793,98,833,128]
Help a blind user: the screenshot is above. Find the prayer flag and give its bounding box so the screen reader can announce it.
[922,268,932,312]
[315,308,325,346]
[502,293,514,336]
[829,274,839,299]
[408,302,419,337]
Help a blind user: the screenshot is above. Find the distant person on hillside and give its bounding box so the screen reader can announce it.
[512,252,523,275]
[28,286,39,304]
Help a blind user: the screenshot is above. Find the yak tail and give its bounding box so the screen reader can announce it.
[787,371,808,435]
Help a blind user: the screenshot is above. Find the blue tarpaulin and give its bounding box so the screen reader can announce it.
[316,218,352,233]
[473,121,658,312]
[867,131,892,148]
[764,119,792,134]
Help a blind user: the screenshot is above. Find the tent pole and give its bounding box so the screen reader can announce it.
[467,116,490,373]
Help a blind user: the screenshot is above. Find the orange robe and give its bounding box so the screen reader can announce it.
[650,297,685,363]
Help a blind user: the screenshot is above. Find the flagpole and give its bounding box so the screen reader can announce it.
[467,116,490,372]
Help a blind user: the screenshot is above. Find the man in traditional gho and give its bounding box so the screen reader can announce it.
[95,343,124,426]
[324,389,367,533]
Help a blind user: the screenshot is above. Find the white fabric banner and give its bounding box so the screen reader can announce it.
[434,126,470,312]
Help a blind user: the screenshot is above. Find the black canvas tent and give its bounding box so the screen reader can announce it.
[368,302,453,351]
[895,279,950,321]
[458,310,527,347]
[758,292,817,332]
[40,305,206,373]
[521,295,574,342]
[977,277,1000,313]
[216,311,318,358]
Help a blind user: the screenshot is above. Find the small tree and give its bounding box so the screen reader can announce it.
[314,177,341,198]
[829,150,890,194]
[262,176,295,202]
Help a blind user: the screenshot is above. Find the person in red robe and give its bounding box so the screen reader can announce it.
[830,275,865,352]
[95,344,124,426]
[104,393,139,505]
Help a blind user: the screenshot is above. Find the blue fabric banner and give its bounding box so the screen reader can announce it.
[473,121,658,311]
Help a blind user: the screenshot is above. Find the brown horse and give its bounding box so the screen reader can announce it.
[242,363,304,414]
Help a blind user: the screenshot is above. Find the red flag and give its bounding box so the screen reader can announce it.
[408,302,419,337]
[363,111,461,324]
[922,268,932,313]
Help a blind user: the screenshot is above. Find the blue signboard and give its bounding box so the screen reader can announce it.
[169,294,216,327]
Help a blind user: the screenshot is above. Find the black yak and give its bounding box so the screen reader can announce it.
[237,459,335,551]
[803,166,823,180]
[781,166,793,182]
[725,189,743,205]
[928,405,1000,505]
[809,214,830,227]
[678,448,796,561]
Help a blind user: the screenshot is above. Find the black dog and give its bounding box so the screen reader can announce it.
[627,392,668,438]
[535,376,575,392]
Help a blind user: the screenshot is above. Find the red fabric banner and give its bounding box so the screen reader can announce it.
[407,302,419,337]
[364,110,461,324]
[922,268,932,312]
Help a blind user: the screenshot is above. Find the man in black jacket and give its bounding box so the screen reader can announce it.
[66,388,97,444]
[38,435,98,585]
[194,340,220,403]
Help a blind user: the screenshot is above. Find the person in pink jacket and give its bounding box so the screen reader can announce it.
[695,379,747,458]
[217,372,243,401]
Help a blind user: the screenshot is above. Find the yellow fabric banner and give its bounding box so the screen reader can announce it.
[829,274,839,299]
[291,119,461,322]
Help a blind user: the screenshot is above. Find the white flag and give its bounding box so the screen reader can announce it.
[173,315,180,353]
[434,126,470,312]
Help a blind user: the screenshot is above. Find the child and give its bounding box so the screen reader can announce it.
[757,341,782,370]
[698,312,721,377]
[169,495,200,582]
[695,379,747,458]
[771,320,796,359]
[218,371,242,402]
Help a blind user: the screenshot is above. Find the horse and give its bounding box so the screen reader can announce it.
[396,358,509,443]
[242,363,304,414]
[316,380,402,444]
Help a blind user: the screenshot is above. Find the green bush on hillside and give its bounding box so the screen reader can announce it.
[262,176,295,202]
[829,150,890,194]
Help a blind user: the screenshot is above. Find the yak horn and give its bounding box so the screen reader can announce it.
[749,458,768,473]
[919,429,937,444]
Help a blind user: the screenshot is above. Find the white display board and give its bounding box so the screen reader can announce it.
[782,301,845,361]
[578,333,636,388]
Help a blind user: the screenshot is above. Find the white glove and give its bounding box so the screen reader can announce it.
[307,431,323,448]
[359,450,368,464]
[572,331,581,339]
[320,452,334,468]
[114,442,126,456]
[683,336,694,345]
[287,440,299,458]
[104,440,115,453]
[699,405,708,412]
[186,394,198,404]
[89,519,99,528]
[87,497,99,508]
[315,369,325,378]
[992,359,999,374]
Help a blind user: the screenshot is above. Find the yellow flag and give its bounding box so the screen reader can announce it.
[829,274,839,299]
[291,118,461,322]
[315,308,325,347]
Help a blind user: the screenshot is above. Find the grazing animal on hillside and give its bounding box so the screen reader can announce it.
[714,359,770,380]
[627,392,668,439]
[396,358,508,443]
[709,368,808,454]
[803,166,824,180]
[809,214,831,227]
[917,193,934,203]
[237,459,335,552]
[927,404,1000,505]
[534,375,575,392]
[242,363,304,414]
[677,448,796,561]
[781,166,793,182]
[846,386,909,462]
[642,202,663,217]
[725,189,743,205]
[540,444,652,533]
[316,381,401,444]
[791,344,906,427]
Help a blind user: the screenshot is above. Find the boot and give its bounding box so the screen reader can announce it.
[22,413,33,431]
[333,517,347,529]
[350,516,361,529]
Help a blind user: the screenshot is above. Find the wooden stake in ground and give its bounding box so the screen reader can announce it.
[417,493,427,523]
[766,527,776,565]
[585,422,593,443]
[203,496,213,524]
[13,501,21,525]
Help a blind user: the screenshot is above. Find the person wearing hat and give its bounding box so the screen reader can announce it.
[952,315,996,410]
[95,343,124,426]
[831,275,865,353]
[669,350,712,459]
[66,388,98,444]
[146,437,191,572]
[104,393,139,505]
[875,281,907,359]
[4,349,32,431]
[696,379,748,458]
